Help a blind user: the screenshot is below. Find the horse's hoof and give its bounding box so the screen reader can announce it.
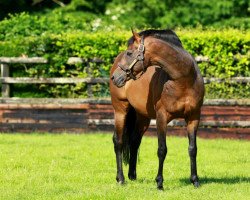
[155,176,164,190]
[190,176,199,188]
[193,181,200,188]
[118,180,125,185]
[157,185,164,190]
[128,173,137,181]
[116,175,125,184]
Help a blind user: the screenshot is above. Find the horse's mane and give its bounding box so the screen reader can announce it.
[128,29,183,48]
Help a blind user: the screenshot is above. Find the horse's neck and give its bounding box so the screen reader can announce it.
[148,41,195,80]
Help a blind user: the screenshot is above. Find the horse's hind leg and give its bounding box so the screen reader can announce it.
[186,114,201,188]
[155,110,169,190]
[128,114,150,180]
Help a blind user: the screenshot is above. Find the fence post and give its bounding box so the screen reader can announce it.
[86,61,93,98]
[1,63,10,97]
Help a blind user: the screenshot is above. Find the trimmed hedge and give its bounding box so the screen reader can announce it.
[0,29,249,98]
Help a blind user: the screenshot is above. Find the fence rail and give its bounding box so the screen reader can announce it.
[0,97,249,106]
[0,101,249,139]
[0,77,110,84]
[0,57,105,97]
[0,76,249,84]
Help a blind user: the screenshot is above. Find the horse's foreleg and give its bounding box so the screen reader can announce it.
[128,115,150,180]
[155,111,168,190]
[113,112,126,184]
[186,116,200,188]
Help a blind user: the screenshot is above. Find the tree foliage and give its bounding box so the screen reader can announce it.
[0,0,249,29]
[0,29,249,98]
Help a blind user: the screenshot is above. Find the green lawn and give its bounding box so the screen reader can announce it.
[0,133,249,200]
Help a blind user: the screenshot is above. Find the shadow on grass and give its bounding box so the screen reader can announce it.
[180,176,250,185]
[131,178,153,184]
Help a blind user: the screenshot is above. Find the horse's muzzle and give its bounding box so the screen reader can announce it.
[111,70,127,88]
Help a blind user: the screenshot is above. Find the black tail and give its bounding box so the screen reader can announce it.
[122,107,136,165]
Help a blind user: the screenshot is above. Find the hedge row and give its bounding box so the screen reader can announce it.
[0,29,249,98]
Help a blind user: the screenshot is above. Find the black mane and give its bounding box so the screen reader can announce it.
[128,29,183,48]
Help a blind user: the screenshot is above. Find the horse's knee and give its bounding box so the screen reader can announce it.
[157,145,167,159]
[113,132,122,151]
[188,145,197,157]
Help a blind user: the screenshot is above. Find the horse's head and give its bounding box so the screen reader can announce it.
[111,30,147,88]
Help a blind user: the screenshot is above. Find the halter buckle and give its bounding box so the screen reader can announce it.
[137,44,145,53]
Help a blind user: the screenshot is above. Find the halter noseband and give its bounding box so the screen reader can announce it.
[118,36,145,80]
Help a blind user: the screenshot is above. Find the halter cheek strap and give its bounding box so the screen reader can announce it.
[118,36,145,80]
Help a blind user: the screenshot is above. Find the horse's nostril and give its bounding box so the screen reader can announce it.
[111,75,114,80]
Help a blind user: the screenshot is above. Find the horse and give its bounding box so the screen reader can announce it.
[109,29,205,190]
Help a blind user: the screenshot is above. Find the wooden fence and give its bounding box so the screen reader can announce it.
[0,57,107,98]
[0,57,249,139]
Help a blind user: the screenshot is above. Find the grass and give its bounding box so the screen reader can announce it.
[0,133,249,200]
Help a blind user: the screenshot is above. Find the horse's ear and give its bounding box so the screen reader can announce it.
[131,28,140,44]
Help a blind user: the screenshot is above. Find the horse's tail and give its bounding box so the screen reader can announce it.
[122,107,136,165]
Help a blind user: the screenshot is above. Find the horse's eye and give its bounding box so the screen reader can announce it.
[126,50,133,56]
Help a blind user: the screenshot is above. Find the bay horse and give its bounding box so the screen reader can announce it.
[110,29,205,190]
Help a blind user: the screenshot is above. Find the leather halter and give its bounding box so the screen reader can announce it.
[118,36,145,80]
